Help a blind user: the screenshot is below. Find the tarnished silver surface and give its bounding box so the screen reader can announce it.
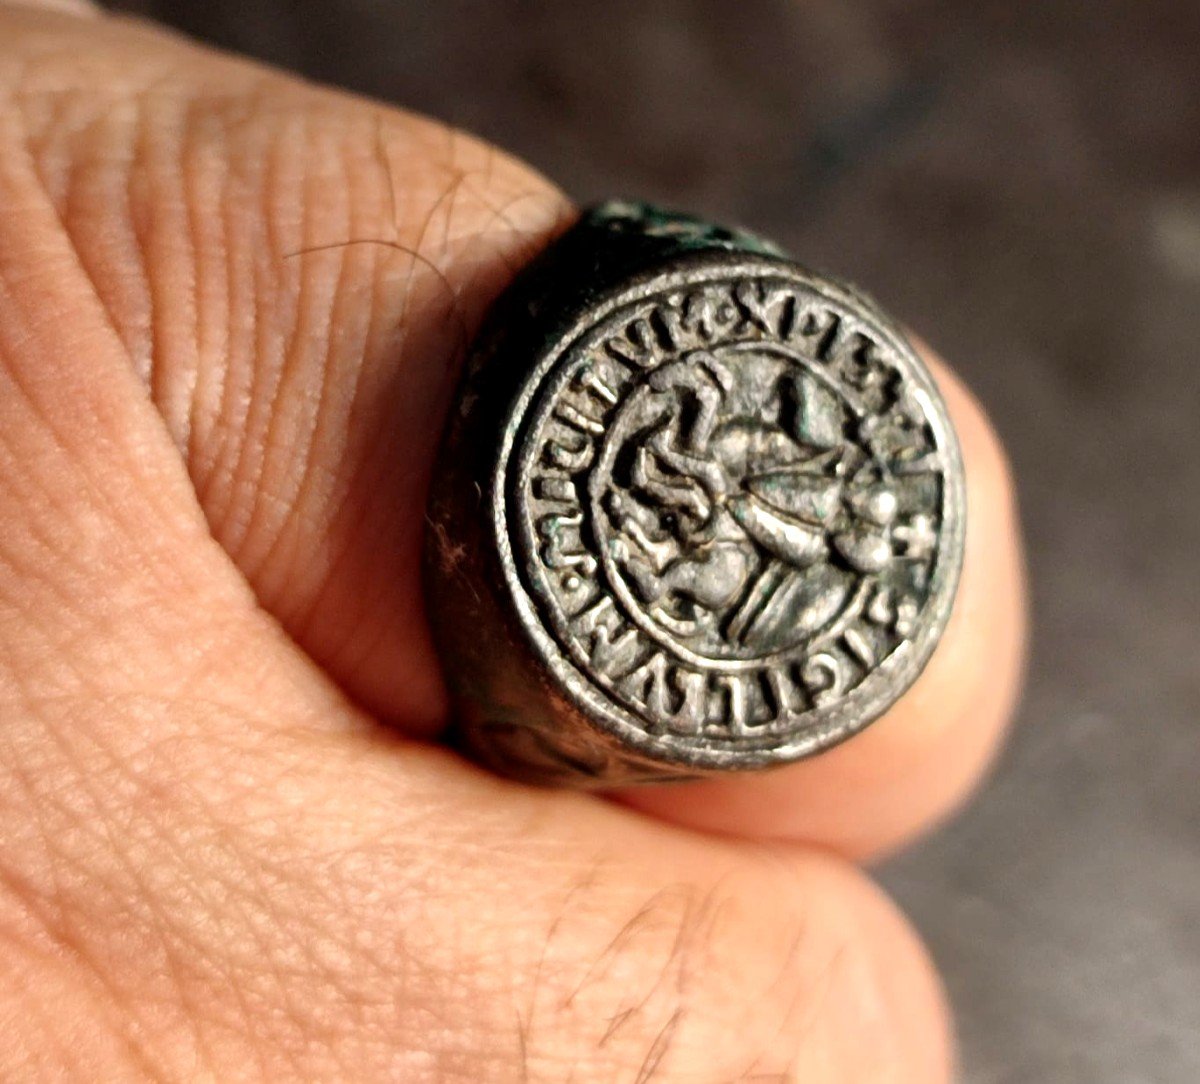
[426,203,965,785]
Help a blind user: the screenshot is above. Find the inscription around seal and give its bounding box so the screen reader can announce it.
[508,272,960,752]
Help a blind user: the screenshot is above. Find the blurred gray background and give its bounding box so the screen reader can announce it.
[111,1,1200,1080]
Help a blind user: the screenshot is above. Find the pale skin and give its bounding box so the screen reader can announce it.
[0,3,1027,1081]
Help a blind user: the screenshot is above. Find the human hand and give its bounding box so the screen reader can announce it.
[0,4,1025,1080]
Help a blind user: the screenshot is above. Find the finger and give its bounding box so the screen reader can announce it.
[618,355,1027,860]
[1,6,570,735]
[1,683,953,1082]
[0,10,347,744]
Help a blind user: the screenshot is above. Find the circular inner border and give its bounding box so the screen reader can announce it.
[586,339,881,671]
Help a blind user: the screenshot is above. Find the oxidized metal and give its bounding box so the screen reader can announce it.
[425,202,965,786]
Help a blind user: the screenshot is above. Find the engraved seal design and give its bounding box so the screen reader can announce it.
[500,260,964,767]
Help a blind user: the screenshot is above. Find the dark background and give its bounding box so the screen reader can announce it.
[110,1,1200,1080]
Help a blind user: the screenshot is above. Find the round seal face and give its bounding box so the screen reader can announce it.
[497,256,964,769]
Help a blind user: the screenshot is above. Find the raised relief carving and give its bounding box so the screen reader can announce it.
[518,277,951,743]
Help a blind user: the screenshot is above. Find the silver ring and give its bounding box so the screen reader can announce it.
[425,202,965,786]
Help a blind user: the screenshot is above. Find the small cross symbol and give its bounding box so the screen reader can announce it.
[894,514,936,559]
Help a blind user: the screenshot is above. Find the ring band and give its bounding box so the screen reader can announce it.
[425,202,966,786]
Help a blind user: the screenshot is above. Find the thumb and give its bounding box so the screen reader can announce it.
[3,5,570,732]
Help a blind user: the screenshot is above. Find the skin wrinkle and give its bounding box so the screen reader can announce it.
[75,101,155,380]
[24,713,201,950]
[138,91,202,453]
[5,685,336,961]
[230,105,307,579]
[269,262,422,669]
[0,720,74,945]
[0,419,235,715]
[204,94,284,554]
[140,89,514,728]
[467,186,570,264]
[201,878,339,1075]
[176,96,213,467]
[373,112,399,239]
[291,187,377,595]
[262,134,409,628]
[264,114,356,571]
[0,736,179,1079]
[0,440,98,626]
[0,282,114,518]
[300,366,405,680]
[2,123,264,668]
[726,929,812,1082]
[0,932,164,1083]
[195,86,278,533]
[130,93,165,400]
[205,777,501,1065]
[267,167,543,708]
[12,704,346,1076]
